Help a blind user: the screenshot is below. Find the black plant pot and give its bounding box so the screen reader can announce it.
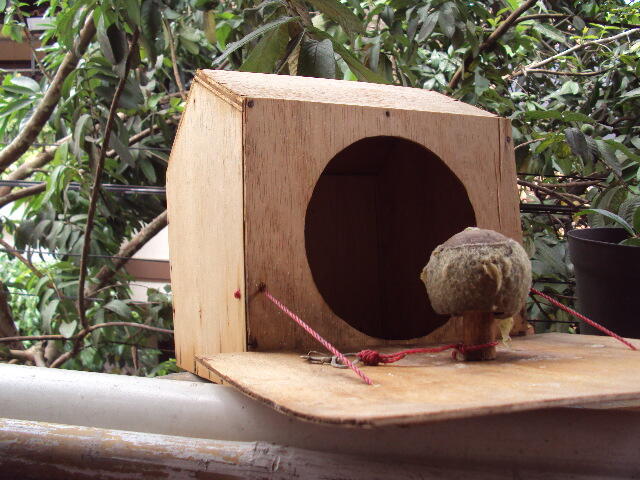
[567,228,640,338]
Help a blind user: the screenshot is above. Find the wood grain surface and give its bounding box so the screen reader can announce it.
[198,333,640,426]
[167,80,247,379]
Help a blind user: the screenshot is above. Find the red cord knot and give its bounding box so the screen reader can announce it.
[258,282,267,293]
[357,349,384,366]
[233,289,241,299]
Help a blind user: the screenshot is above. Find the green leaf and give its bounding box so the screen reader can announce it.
[594,139,622,177]
[126,0,142,26]
[621,87,640,98]
[41,299,60,333]
[10,75,41,92]
[105,299,132,318]
[533,24,565,43]
[139,157,157,183]
[437,2,456,38]
[565,128,592,163]
[620,195,640,226]
[474,70,490,96]
[417,11,438,42]
[535,241,568,278]
[239,23,289,73]
[309,27,388,84]
[214,16,297,66]
[203,9,217,44]
[634,207,640,233]
[109,135,134,167]
[141,0,163,62]
[297,38,336,79]
[307,0,364,34]
[72,114,92,157]
[0,98,34,119]
[97,18,129,67]
[59,320,77,339]
[557,81,579,96]
[620,237,640,247]
[576,209,636,236]
[561,112,594,123]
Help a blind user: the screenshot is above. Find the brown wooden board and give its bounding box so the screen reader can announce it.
[197,333,640,427]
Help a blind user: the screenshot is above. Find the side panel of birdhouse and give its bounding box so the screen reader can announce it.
[241,98,521,352]
[167,82,247,378]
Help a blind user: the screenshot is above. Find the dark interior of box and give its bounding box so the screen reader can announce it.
[305,136,476,340]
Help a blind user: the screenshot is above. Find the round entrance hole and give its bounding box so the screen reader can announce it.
[305,136,476,340]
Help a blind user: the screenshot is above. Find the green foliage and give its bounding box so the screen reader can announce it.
[0,0,639,368]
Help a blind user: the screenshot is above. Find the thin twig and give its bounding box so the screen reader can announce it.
[532,180,602,189]
[448,0,538,89]
[525,68,607,76]
[518,179,588,205]
[514,137,547,151]
[15,9,52,82]
[105,115,180,158]
[163,19,187,101]
[507,28,640,79]
[0,238,66,302]
[0,322,172,345]
[77,30,140,331]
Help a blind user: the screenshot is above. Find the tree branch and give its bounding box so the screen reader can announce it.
[49,321,172,368]
[77,30,140,331]
[507,28,640,79]
[525,68,608,76]
[0,136,70,197]
[0,282,22,350]
[0,15,96,174]
[163,19,187,101]
[518,179,588,206]
[85,209,168,298]
[448,0,538,89]
[0,183,45,209]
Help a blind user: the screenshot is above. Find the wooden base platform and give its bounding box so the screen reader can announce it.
[197,333,640,427]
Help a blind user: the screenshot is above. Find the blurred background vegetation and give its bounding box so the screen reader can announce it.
[0,0,638,373]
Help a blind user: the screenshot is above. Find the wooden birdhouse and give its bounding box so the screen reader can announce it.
[167,71,640,427]
[167,70,523,379]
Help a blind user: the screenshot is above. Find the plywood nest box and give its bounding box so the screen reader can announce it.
[168,69,522,374]
[167,71,640,426]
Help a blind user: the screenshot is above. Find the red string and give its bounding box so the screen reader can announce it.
[357,342,499,366]
[530,287,637,351]
[259,284,374,385]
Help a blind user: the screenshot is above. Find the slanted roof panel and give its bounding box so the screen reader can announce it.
[196,70,496,118]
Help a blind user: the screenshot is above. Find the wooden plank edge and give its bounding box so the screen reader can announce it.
[194,70,244,110]
[195,355,640,428]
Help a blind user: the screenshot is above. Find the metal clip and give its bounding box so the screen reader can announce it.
[301,351,333,365]
[301,351,361,369]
